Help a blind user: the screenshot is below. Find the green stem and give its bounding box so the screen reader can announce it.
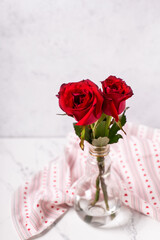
[90,123,95,138]
[97,157,109,211]
[105,115,112,137]
[91,175,100,206]
[100,175,109,210]
[91,113,106,139]
[91,156,110,211]
[80,126,85,150]
[116,120,126,135]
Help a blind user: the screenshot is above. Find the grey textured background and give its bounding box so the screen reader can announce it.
[0,0,160,137]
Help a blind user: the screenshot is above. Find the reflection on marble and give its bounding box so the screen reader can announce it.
[0,137,160,240]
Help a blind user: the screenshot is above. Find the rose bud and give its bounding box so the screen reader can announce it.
[57,80,104,126]
[101,76,133,122]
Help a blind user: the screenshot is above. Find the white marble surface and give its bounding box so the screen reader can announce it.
[1,0,160,137]
[0,137,160,240]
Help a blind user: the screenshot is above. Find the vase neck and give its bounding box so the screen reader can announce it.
[86,144,111,174]
[89,144,110,158]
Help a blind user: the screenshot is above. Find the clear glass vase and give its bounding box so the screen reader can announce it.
[74,144,121,227]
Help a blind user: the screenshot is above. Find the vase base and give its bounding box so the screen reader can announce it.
[75,198,121,228]
[88,205,106,216]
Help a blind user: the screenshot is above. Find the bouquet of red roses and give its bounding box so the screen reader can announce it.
[57,76,133,150]
[57,76,133,220]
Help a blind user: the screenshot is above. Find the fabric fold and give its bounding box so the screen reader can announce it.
[12,123,160,240]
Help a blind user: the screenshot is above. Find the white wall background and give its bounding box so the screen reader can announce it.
[1,0,160,137]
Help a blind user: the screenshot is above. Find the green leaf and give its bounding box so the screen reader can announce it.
[85,126,92,143]
[109,134,123,144]
[119,106,129,126]
[73,124,82,138]
[108,122,119,140]
[119,112,127,127]
[109,108,127,139]
[108,107,128,144]
[95,121,106,138]
[73,123,92,144]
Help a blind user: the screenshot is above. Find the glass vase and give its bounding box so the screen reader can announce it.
[74,144,121,227]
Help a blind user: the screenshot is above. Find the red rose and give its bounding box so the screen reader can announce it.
[101,76,133,122]
[57,80,104,126]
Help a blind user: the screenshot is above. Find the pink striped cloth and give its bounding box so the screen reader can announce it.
[12,123,160,239]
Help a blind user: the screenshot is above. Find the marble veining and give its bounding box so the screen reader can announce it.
[125,210,137,240]
[55,226,71,240]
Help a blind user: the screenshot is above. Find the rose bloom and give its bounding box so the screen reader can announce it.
[101,76,133,122]
[57,80,103,126]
